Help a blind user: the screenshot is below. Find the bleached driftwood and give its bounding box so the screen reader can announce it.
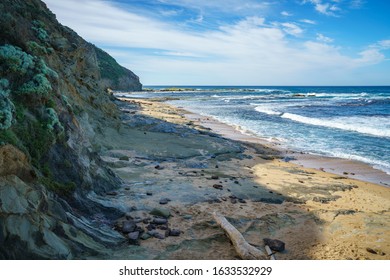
[265,245,276,260]
[213,212,267,260]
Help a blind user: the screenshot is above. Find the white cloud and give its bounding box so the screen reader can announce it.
[281,23,304,36]
[281,11,292,16]
[316,33,334,43]
[43,0,389,85]
[300,19,317,24]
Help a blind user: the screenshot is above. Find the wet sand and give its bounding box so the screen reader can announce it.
[102,96,390,260]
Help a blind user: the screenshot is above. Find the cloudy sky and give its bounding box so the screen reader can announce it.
[43,0,390,85]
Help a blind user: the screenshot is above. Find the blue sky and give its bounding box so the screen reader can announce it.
[43,0,390,85]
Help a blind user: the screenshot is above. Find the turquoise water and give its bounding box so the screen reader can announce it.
[125,86,390,176]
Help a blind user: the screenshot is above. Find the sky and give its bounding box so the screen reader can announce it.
[43,0,390,86]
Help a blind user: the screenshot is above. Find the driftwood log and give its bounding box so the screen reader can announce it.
[213,212,267,260]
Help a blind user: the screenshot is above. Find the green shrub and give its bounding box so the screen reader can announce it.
[26,41,47,55]
[32,20,49,42]
[36,58,58,79]
[17,73,52,97]
[0,44,35,75]
[46,107,64,134]
[0,78,15,130]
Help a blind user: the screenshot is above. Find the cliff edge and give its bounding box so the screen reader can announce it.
[0,0,141,259]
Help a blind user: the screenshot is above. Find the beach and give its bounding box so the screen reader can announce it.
[96,96,390,260]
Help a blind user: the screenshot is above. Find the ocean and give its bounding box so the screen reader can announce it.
[126,86,390,176]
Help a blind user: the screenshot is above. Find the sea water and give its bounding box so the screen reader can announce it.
[127,86,390,176]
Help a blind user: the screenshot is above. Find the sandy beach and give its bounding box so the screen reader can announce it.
[98,96,390,260]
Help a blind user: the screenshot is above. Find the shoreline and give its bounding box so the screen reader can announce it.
[110,95,390,259]
[183,110,390,188]
[120,94,389,188]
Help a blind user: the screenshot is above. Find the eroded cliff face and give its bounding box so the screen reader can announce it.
[0,0,141,259]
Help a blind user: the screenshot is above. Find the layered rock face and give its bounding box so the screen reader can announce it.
[0,0,141,259]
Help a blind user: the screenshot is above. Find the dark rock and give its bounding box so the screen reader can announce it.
[159,198,171,205]
[366,247,377,255]
[230,198,237,204]
[155,165,164,170]
[238,198,246,203]
[140,233,151,240]
[215,165,219,168]
[213,184,223,190]
[146,192,153,196]
[128,231,140,241]
[150,207,171,218]
[119,156,129,161]
[183,215,192,220]
[146,224,156,231]
[211,175,219,180]
[159,225,168,230]
[234,181,239,184]
[263,238,285,252]
[122,221,137,234]
[152,218,168,225]
[169,229,181,237]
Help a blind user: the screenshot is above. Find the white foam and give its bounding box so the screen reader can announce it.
[254,106,281,115]
[281,113,390,138]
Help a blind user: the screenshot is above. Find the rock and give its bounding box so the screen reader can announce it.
[128,231,140,242]
[238,198,246,203]
[230,198,237,204]
[366,247,377,254]
[263,238,285,252]
[183,215,192,220]
[213,184,223,190]
[152,218,168,225]
[211,175,219,180]
[150,207,171,218]
[149,231,165,239]
[146,192,153,196]
[154,165,164,170]
[234,181,239,184]
[140,233,151,240]
[169,229,181,237]
[159,225,168,230]
[122,221,136,234]
[119,156,129,161]
[146,224,156,231]
[159,198,171,205]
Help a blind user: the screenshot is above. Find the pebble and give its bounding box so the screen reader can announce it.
[128,231,140,241]
[152,218,168,225]
[140,233,151,240]
[183,215,192,220]
[213,184,223,190]
[159,198,171,205]
[169,229,181,237]
[122,221,137,234]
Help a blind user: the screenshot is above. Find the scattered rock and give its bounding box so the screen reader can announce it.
[150,207,171,218]
[213,184,223,190]
[263,238,285,252]
[211,175,219,180]
[146,224,156,231]
[366,248,377,255]
[152,218,168,225]
[128,231,140,242]
[140,233,151,240]
[122,221,136,234]
[159,198,171,205]
[169,229,181,237]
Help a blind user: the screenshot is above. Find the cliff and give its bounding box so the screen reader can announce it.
[0,0,141,259]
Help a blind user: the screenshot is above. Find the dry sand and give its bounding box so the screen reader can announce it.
[105,97,390,260]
